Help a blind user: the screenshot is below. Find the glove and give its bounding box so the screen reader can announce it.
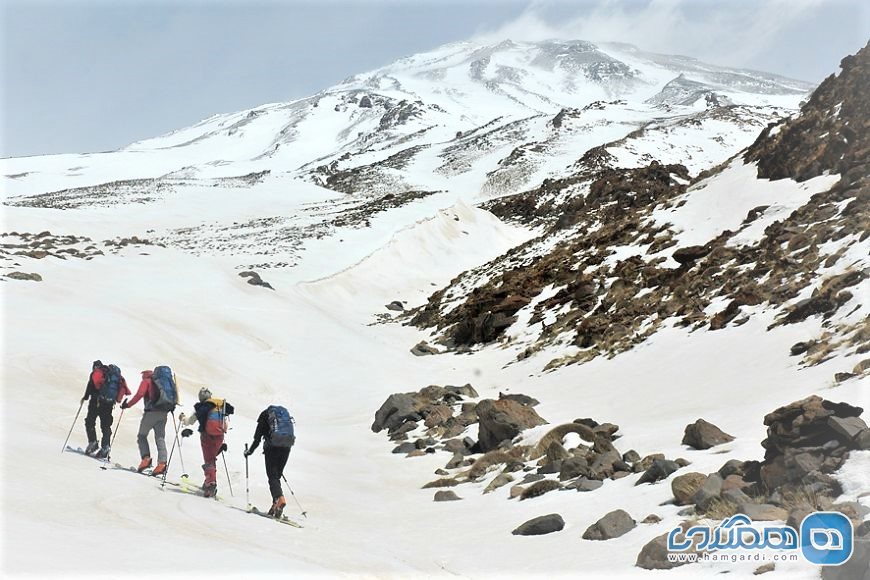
[81,396,87,404]
[220,443,228,453]
[244,447,253,457]
[120,398,129,409]
[179,413,186,423]
[181,428,193,438]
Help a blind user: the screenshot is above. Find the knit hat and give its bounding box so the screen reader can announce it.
[198,387,212,402]
[92,360,103,370]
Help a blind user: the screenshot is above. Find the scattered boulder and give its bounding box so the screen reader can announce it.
[828,415,869,443]
[385,300,404,312]
[760,396,863,491]
[570,478,603,492]
[641,514,662,524]
[634,453,664,472]
[238,270,274,290]
[410,341,440,356]
[622,449,640,463]
[582,509,636,540]
[476,398,547,453]
[682,419,735,449]
[820,535,870,580]
[372,393,425,433]
[738,503,788,521]
[499,392,540,406]
[512,514,565,536]
[717,459,745,478]
[672,244,711,265]
[692,474,723,512]
[434,490,461,502]
[559,456,590,481]
[520,479,562,500]
[754,563,775,575]
[484,473,514,494]
[636,532,696,569]
[671,472,707,506]
[636,459,681,485]
[5,271,42,281]
[446,384,479,398]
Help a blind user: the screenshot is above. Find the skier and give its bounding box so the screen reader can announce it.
[244,405,296,517]
[81,360,130,458]
[180,388,234,498]
[121,368,173,475]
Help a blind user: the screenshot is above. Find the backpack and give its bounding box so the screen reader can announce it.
[97,364,123,404]
[151,366,178,412]
[267,405,295,448]
[205,398,229,436]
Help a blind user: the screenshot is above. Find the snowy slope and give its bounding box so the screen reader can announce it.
[2,38,867,580]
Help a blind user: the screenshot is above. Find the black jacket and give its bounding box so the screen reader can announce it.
[248,409,271,453]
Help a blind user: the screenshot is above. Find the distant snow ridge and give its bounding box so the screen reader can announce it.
[2,38,812,266]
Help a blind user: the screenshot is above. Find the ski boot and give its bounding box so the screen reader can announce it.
[268,496,287,518]
[96,444,111,459]
[84,441,99,456]
[137,456,152,472]
[151,462,167,476]
[203,483,217,498]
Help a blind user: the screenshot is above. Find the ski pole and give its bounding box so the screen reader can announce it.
[162,414,179,489]
[170,412,186,476]
[281,474,307,517]
[106,407,125,463]
[221,450,234,497]
[62,398,86,452]
[244,444,250,508]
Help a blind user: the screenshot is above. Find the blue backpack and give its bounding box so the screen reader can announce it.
[98,364,123,403]
[267,405,295,448]
[151,366,178,412]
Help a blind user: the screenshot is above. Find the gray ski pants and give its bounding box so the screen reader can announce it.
[137,410,168,463]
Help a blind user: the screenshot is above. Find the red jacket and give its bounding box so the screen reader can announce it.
[87,367,130,403]
[126,370,158,409]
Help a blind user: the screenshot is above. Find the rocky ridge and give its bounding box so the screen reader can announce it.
[408,44,870,376]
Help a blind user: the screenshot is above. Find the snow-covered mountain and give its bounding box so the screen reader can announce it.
[1,38,868,579]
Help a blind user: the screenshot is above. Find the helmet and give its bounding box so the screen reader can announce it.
[198,387,212,402]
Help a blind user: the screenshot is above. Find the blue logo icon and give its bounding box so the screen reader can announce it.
[800,512,853,565]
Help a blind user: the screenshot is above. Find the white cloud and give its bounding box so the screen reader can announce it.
[471,0,830,71]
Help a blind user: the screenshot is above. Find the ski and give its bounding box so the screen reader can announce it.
[248,506,303,528]
[98,462,182,487]
[66,445,111,462]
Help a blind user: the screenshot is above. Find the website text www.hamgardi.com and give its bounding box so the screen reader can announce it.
[667,552,801,564]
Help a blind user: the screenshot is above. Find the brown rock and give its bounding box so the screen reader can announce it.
[476,398,547,453]
[682,419,735,449]
[671,473,708,506]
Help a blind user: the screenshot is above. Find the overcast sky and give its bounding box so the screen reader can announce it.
[2,0,867,158]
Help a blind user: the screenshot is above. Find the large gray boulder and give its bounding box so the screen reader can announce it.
[636,459,681,485]
[476,398,547,452]
[692,473,724,512]
[372,393,425,433]
[582,509,636,540]
[636,532,696,569]
[682,419,735,449]
[512,514,565,536]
